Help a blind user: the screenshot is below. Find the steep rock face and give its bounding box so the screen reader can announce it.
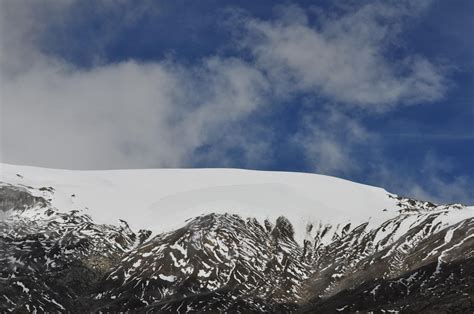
[303,197,473,300]
[95,214,308,312]
[304,215,474,312]
[306,256,474,313]
[0,185,142,312]
[0,177,473,312]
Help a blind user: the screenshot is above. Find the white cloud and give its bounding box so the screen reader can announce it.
[1,57,269,169]
[0,0,77,79]
[293,108,373,176]
[0,1,274,169]
[239,2,446,108]
[295,114,474,205]
[0,0,450,172]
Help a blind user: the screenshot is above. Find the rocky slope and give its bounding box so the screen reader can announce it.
[0,164,473,312]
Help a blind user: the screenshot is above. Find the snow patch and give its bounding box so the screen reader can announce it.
[159,274,177,282]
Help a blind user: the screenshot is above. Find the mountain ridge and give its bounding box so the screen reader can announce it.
[1,164,473,312]
[0,162,404,245]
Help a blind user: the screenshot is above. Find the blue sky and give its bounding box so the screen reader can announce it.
[1,0,473,204]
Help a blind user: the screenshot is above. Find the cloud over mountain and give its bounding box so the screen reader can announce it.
[1,0,471,204]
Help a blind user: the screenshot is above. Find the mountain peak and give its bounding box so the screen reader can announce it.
[1,163,473,312]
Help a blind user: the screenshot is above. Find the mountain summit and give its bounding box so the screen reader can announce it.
[1,163,473,312]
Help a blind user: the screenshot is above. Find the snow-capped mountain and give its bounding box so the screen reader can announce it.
[1,163,473,312]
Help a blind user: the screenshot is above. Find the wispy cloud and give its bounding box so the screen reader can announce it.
[372,153,474,205]
[385,132,474,141]
[293,108,374,176]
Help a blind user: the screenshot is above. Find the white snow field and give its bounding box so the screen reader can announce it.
[1,163,470,243]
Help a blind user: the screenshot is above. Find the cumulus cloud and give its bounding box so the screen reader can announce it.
[239,2,446,108]
[0,1,271,169]
[1,57,269,169]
